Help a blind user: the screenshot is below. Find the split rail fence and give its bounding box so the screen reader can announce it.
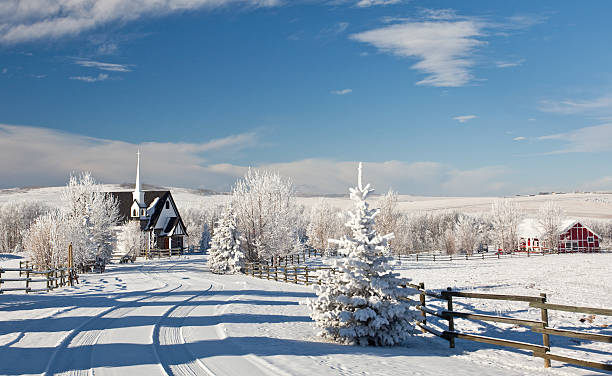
[0,262,78,294]
[405,282,612,372]
[241,262,611,372]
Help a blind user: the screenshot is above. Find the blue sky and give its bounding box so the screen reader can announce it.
[1,0,611,195]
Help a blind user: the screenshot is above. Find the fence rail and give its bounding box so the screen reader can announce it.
[0,264,78,294]
[241,262,611,372]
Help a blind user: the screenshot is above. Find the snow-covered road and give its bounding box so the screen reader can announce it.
[1,256,608,375]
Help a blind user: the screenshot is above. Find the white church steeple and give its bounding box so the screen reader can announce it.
[132,150,145,214]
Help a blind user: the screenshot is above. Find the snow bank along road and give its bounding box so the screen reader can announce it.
[0,256,609,376]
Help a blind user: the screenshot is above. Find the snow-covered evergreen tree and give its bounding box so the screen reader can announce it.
[307,163,417,346]
[208,204,245,274]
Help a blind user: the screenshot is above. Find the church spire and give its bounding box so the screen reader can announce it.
[133,150,145,207]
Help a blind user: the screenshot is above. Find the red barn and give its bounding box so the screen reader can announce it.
[558,221,601,252]
[518,219,601,253]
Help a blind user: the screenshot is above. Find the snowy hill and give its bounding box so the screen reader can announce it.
[2,186,610,219]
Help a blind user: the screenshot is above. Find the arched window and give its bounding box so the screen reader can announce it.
[133,209,137,216]
[165,201,169,209]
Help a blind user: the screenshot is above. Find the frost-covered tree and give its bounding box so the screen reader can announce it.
[307,163,417,346]
[181,207,220,251]
[116,221,144,259]
[232,168,300,261]
[375,190,404,254]
[537,201,565,252]
[491,199,523,252]
[306,199,344,253]
[208,204,245,274]
[0,201,49,252]
[23,210,70,269]
[61,172,120,266]
[455,215,482,255]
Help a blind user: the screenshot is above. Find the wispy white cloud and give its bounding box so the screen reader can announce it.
[331,88,352,95]
[538,123,612,153]
[453,115,477,123]
[496,59,525,68]
[0,0,282,44]
[0,124,511,195]
[355,0,401,7]
[351,18,484,87]
[513,136,526,141]
[75,59,132,72]
[69,73,109,82]
[539,95,612,115]
[1,68,6,74]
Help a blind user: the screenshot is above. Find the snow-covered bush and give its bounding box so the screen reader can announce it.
[232,168,301,261]
[0,201,49,252]
[116,221,144,259]
[208,204,245,274]
[307,163,417,346]
[62,172,120,266]
[23,210,69,269]
[306,199,345,253]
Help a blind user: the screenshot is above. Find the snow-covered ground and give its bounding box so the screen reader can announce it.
[1,185,611,219]
[1,254,610,375]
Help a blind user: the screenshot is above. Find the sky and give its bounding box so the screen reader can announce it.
[1,0,612,195]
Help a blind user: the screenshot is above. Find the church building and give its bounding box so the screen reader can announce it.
[109,152,188,251]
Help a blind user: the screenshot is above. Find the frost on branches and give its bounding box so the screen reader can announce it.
[208,204,245,274]
[307,163,417,346]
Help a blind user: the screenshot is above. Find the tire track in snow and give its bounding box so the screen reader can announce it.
[44,262,183,375]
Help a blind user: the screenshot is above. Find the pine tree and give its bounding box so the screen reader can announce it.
[208,204,245,274]
[307,163,417,346]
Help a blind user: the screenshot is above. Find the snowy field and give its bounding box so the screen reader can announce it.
[1,185,611,219]
[1,254,610,375]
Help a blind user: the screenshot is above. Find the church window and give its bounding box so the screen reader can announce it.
[133,209,137,216]
[166,201,169,209]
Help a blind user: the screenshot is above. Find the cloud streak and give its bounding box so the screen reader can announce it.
[539,95,612,115]
[538,123,612,153]
[331,88,352,95]
[75,60,132,72]
[351,18,484,87]
[69,73,109,82]
[0,0,281,44]
[453,115,477,123]
[0,124,510,195]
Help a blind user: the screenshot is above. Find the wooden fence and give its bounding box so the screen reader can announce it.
[242,262,334,285]
[0,264,78,294]
[241,262,611,372]
[402,282,612,372]
[143,248,185,259]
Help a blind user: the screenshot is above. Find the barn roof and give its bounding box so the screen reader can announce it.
[518,218,598,239]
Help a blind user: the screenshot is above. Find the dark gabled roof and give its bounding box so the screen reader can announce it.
[144,191,189,237]
[164,217,178,234]
[107,190,169,222]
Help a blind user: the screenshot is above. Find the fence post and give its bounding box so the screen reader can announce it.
[419,282,426,333]
[416,254,418,262]
[0,269,3,294]
[284,266,287,282]
[259,264,262,279]
[446,287,455,348]
[294,267,298,284]
[305,267,309,285]
[539,293,551,368]
[25,269,30,293]
[274,266,278,281]
[267,264,270,280]
[55,269,59,288]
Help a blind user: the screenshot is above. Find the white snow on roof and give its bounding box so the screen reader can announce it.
[518,218,577,238]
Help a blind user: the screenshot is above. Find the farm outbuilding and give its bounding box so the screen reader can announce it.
[518,219,601,253]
